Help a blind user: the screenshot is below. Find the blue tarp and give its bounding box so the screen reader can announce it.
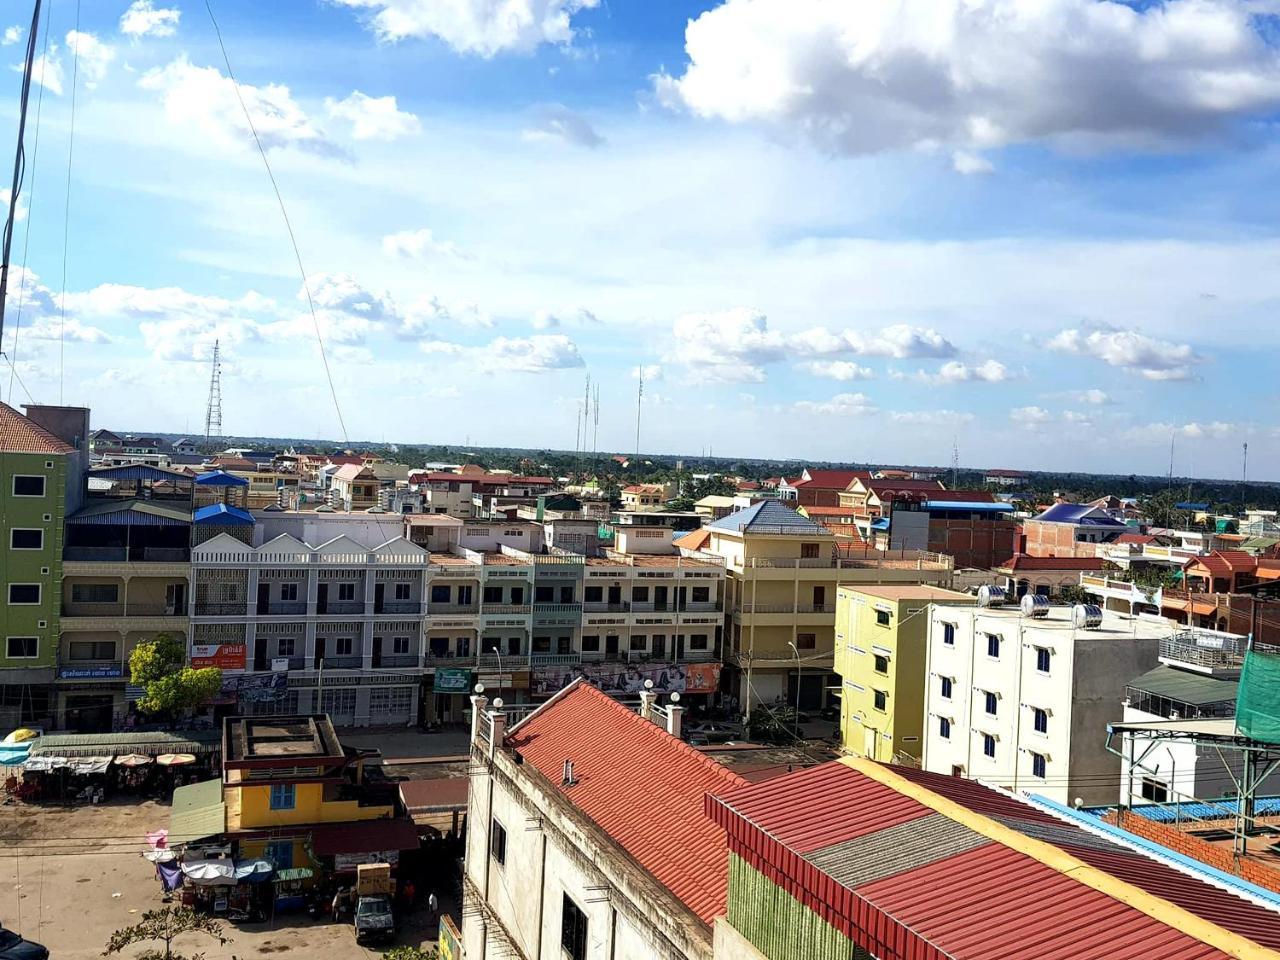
[193,503,254,525]
[0,744,30,766]
[195,470,249,486]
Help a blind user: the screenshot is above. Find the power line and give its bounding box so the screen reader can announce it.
[202,0,349,446]
[57,0,81,404]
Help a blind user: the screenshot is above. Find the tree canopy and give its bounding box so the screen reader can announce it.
[103,907,228,960]
[129,634,222,717]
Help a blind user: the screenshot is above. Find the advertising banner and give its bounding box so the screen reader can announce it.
[190,644,248,670]
[433,667,474,694]
[532,661,721,697]
[58,664,124,680]
[334,850,400,871]
[220,672,287,703]
[439,916,464,960]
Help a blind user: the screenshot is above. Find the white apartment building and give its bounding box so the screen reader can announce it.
[921,602,1172,806]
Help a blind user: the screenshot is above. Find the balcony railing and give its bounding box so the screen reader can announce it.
[424,652,477,666]
[583,602,630,613]
[64,546,191,563]
[381,601,424,615]
[316,655,362,670]
[429,604,480,615]
[482,604,532,616]
[318,601,366,615]
[259,601,307,616]
[373,654,420,669]
[1160,632,1244,672]
[533,602,582,614]
[734,603,834,615]
[194,602,249,617]
[529,653,582,666]
[631,602,673,613]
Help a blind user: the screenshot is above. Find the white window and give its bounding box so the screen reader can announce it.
[939,717,951,739]
[9,529,42,550]
[1035,646,1051,673]
[983,691,998,716]
[12,475,45,497]
[392,636,412,655]
[982,734,996,758]
[873,689,888,711]
[1031,753,1047,779]
[5,637,37,659]
[985,633,1001,658]
[337,583,357,602]
[334,636,354,656]
[940,676,953,699]
[1033,707,1048,735]
[8,584,40,605]
[941,623,956,646]
[394,583,412,601]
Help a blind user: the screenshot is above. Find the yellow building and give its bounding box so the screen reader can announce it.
[170,715,418,880]
[697,501,954,715]
[834,585,976,762]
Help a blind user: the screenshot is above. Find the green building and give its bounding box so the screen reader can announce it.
[0,403,88,729]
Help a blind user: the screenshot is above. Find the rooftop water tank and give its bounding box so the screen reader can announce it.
[1072,603,1103,629]
[1020,594,1050,619]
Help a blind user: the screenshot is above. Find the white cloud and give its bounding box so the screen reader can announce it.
[1066,388,1112,405]
[670,308,956,382]
[925,359,1014,384]
[793,392,878,416]
[889,409,975,426]
[1124,420,1240,443]
[952,151,994,176]
[332,0,600,56]
[1010,405,1053,427]
[1049,325,1204,381]
[382,228,466,260]
[20,316,112,344]
[631,364,662,381]
[83,367,144,391]
[324,91,421,141]
[657,0,1280,156]
[258,273,395,345]
[530,307,598,330]
[803,360,874,381]
[420,333,585,373]
[138,56,337,155]
[522,104,604,148]
[0,188,27,223]
[64,31,115,88]
[400,293,492,336]
[3,26,21,46]
[22,51,63,95]
[119,1,181,39]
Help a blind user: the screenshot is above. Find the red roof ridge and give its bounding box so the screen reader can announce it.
[0,402,75,454]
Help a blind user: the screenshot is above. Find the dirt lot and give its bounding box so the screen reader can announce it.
[0,800,443,959]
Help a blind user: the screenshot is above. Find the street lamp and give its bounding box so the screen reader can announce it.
[787,640,802,739]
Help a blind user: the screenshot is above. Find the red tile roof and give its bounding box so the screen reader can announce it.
[673,528,711,551]
[998,554,1111,571]
[736,480,760,490]
[1187,550,1259,576]
[863,478,947,496]
[926,489,996,503]
[710,760,1278,959]
[0,403,74,454]
[1116,533,1157,545]
[795,469,872,490]
[800,505,857,517]
[509,681,746,925]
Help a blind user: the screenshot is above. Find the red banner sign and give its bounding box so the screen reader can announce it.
[190,644,247,670]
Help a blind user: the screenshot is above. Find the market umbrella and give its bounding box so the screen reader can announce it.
[21,756,67,772]
[0,744,30,766]
[67,756,112,775]
[181,860,236,886]
[3,728,39,745]
[155,754,196,767]
[114,754,153,767]
[233,860,274,883]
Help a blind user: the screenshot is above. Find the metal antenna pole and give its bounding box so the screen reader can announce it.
[634,367,643,458]
[203,339,223,441]
[0,0,42,344]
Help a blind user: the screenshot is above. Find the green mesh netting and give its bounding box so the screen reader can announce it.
[1236,650,1280,743]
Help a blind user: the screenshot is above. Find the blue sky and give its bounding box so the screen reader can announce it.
[2,0,1280,478]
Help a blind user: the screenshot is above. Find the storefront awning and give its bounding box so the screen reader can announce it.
[311,819,420,857]
[28,730,220,759]
[168,779,226,846]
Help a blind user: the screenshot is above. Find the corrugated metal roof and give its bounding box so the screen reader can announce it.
[195,470,249,486]
[712,761,1274,959]
[30,730,220,758]
[67,500,192,526]
[0,402,74,454]
[508,681,746,925]
[1034,503,1126,526]
[169,778,226,846]
[707,500,828,536]
[1124,796,1280,824]
[194,503,255,525]
[89,464,192,483]
[1125,664,1238,706]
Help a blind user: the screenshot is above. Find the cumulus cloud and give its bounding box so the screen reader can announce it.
[952,151,994,175]
[803,360,875,381]
[670,308,956,382]
[419,333,584,373]
[399,293,492,336]
[23,51,64,95]
[793,392,878,416]
[20,317,112,344]
[1010,405,1054,429]
[1124,420,1240,443]
[324,91,421,141]
[139,56,338,156]
[64,31,115,88]
[1066,388,1113,405]
[531,307,598,330]
[922,359,1014,384]
[0,188,27,223]
[381,228,466,260]
[522,104,604,148]
[657,0,1280,156]
[257,273,396,346]
[119,1,181,38]
[332,0,600,56]
[890,409,975,426]
[3,26,21,46]
[1049,324,1204,381]
[631,364,662,381]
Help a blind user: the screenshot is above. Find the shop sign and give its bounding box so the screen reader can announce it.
[58,664,123,680]
[439,916,464,960]
[190,644,248,670]
[334,850,400,871]
[532,661,720,696]
[433,667,474,694]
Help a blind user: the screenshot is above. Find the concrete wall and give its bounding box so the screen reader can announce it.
[254,513,403,548]
[0,450,67,671]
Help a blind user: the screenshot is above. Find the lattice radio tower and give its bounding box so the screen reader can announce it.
[204,339,223,441]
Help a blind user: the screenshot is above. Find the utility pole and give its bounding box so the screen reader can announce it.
[1243,442,1249,512]
[592,384,600,457]
[635,366,644,459]
[204,339,223,442]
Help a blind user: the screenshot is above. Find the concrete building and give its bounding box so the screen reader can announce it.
[997,554,1112,597]
[921,602,1174,805]
[982,469,1027,487]
[0,403,87,729]
[408,471,477,518]
[1021,503,1129,558]
[777,469,869,508]
[462,680,744,960]
[329,463,380,511]
[833,585,976,763]
[696,501,953,714]
[620,483,670,511]
[58,465,195,731]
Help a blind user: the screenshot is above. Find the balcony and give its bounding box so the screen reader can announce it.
[194,602,249,617]
[315,655,362,670]
[428,604,480,616]
[1160,631,1245,675]
[317,601,366,616]
[583,602,630,613]
[63,546,190,563]
[424,652,476,666]
[530,653,582,666]
[733,603,834,615]
[631,602,674,614]
[373,654,420,669]
[63,602,189,618]
[482,604,531,616]
[375,601,423,616]
[258,601,307,616]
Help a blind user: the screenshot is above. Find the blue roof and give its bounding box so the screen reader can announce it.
[1175,502,1210,511]
[925,501,1015,513]
[707,500,827,535]
[89,464,192,483]
[195,470,249,486]
[68,500,191,526]
[1034,503,1126,526]
[193,503,255,525]
[870,517,891,530]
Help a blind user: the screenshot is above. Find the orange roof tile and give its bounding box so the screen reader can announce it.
[509,682,746,925]
[0,403,74,454]
[673,527,711,551]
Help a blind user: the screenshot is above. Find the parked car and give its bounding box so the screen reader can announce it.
[819,704,840,722]
[0,927,49,960]
[685,721,744,744]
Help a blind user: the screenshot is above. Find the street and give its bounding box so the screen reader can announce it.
[0,800,443,959]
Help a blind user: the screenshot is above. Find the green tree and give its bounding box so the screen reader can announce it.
[129,633,222,717]
[103,908,228,960]
[384,947,439,960]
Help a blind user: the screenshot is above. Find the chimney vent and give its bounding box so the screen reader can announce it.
[562,759,576,786]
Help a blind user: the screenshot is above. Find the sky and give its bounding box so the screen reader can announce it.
[1,0,1280,478]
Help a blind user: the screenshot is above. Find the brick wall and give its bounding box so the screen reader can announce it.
[927,518,1018,569]
[1022,520,1099,558]
[1103,809,1280,895]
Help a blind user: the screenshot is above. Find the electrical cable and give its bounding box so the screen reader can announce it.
[202,0,349,446]
[6,0,52,406]
[56,0,81,405]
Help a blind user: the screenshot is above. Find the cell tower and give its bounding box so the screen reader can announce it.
[951,436,960,489]
[204,339,223,441]
[635,366,644,458]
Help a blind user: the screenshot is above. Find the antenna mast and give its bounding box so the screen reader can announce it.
[0,0,43,344]
[592,384,600,457]
[635,366,644,458]
[951,436,959,489]
[1242,442,1249,511]
[204,339,223,441]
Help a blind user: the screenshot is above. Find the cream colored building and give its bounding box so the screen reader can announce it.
[694,502,953,715]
